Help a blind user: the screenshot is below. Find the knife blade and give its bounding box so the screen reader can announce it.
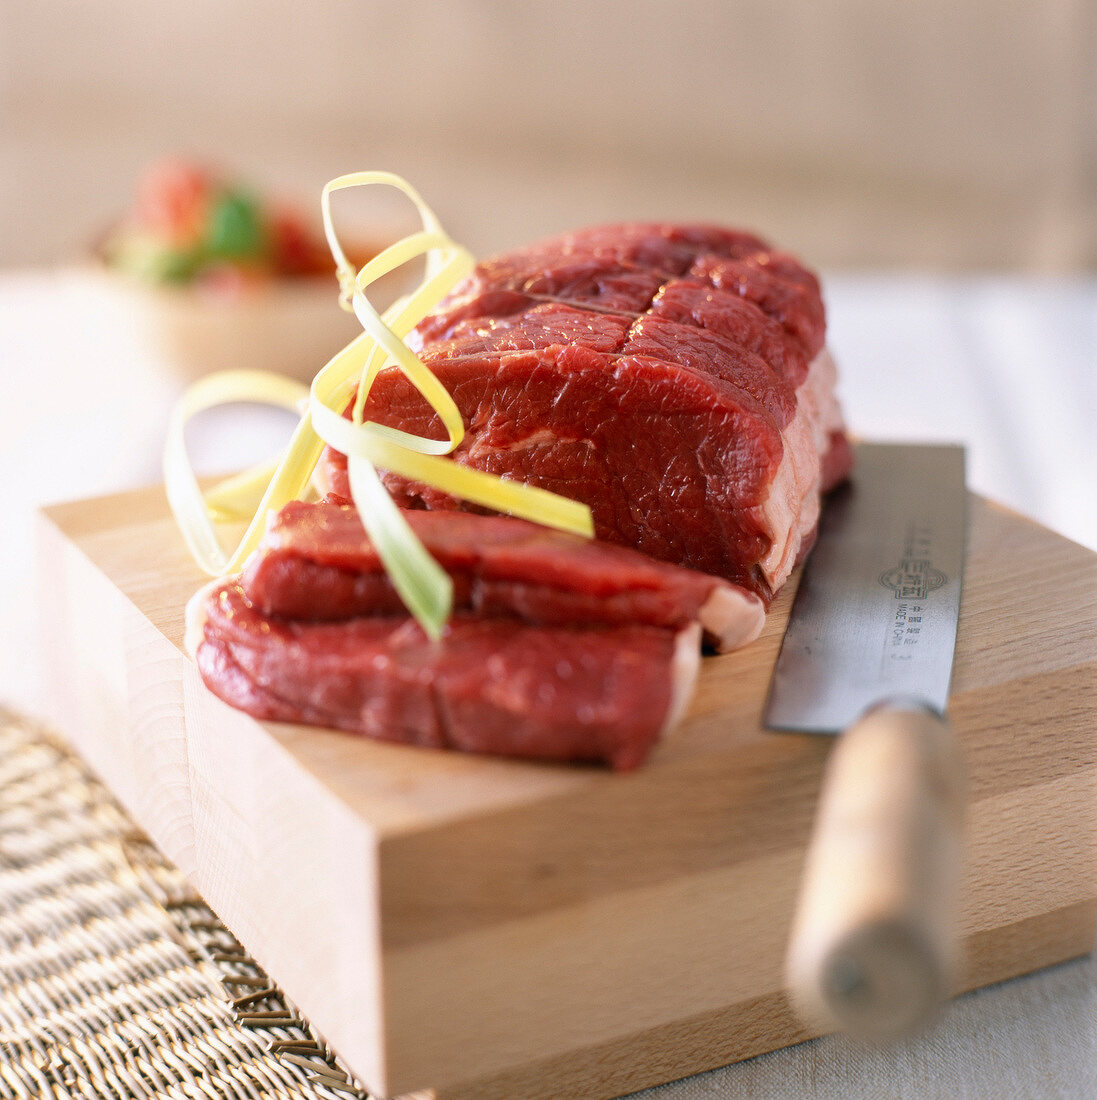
[764,441,967,1039]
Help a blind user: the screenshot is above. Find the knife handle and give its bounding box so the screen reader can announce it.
[785,701,965,1039]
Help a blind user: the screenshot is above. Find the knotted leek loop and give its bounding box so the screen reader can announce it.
[166,171,593,639]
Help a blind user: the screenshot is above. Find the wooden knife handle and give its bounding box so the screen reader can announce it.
[784,702,965,1038]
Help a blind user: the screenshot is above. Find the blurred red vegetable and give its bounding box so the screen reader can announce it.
[102,159,356,290]
[133,160,213,248]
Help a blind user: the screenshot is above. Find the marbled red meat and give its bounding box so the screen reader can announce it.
[243,500,764,652]
[322,222,851,601]
[191,220,852,770]
[192,578,700,771]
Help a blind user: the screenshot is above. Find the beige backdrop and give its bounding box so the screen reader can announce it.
[2,1,1094,271]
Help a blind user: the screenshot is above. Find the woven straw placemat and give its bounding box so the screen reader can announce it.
[0,706,403,1100]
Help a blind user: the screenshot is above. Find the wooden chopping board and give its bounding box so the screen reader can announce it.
[37,487,1097,1100]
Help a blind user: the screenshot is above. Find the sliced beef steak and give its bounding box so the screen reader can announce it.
[192,578,700,771]
[243,500,765,652]
[322,222,851,601]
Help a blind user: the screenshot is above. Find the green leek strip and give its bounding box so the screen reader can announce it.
[165,170,593,640]
[346,454,453,638]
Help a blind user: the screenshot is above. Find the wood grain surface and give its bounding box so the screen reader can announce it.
[36,488,1097,1099]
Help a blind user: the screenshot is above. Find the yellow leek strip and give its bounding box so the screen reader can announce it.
[163,369,314,576]
[217,413,325,574]
[166,171,594,640]
[202,458,283,523]
[308,407,595,537]
[322,171,451,303]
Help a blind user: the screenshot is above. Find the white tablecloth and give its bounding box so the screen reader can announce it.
[2,267,1094,1097]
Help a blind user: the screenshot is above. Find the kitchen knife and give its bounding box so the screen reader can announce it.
[764,441,967,1039]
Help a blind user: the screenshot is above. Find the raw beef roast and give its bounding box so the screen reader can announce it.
[191,221,853,769]
[323,222,852,601]
[187,506,727,769]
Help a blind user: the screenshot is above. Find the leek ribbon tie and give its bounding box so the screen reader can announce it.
[164,171,593,640]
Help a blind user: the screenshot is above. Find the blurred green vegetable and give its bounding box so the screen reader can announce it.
[103,160,337,288]
[205,190,267,263]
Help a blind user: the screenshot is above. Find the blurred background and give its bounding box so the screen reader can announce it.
[3,0,1094,270]
[1,1,1095,712]
[2,9,1095,1092]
